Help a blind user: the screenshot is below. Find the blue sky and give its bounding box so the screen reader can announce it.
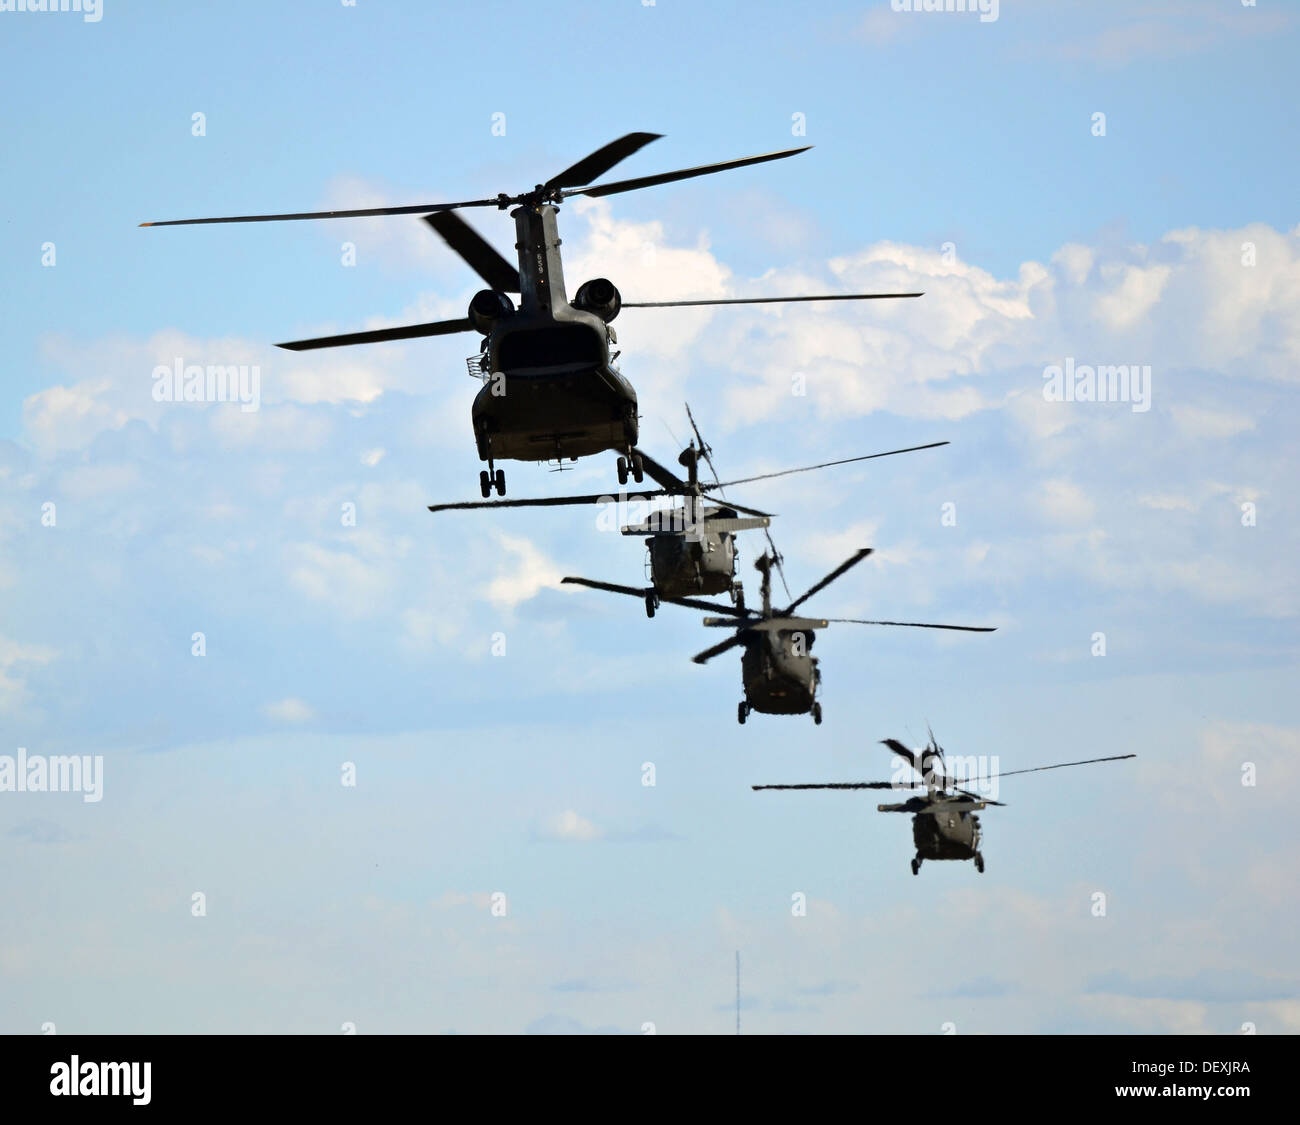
[1,0,1298,1034]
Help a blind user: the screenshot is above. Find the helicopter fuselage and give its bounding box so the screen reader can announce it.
[912,807,982,862]
[741,627,819,715]
[471,203,638,467]
[647,527,738,599]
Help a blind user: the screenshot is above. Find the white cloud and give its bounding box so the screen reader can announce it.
[534,810,603,842]
[261,698,315,723]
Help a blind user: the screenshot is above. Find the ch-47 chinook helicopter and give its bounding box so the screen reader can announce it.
[430,402,948,616]
[563,547,996,724]
[753,731,1136,874]
[141,134,921,498]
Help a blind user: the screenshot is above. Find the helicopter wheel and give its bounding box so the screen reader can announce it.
[911,858,921,876]
[494,469,506,496]
[644,593,657,619]
[479,470,491,499]
[737,702,748,725]
[975,852,985,874]
[811,702,823,725]
[631,452,644,484]
[617,456,628,486]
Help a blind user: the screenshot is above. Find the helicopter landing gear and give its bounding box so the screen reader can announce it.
[911,857,922,876]
[811,702,823,725]
[737,702,749,725]
[974,852,985,874]
[480,460,506,498]
[730,583,744,609]
[644,592,658,618]
[616,452,645,487]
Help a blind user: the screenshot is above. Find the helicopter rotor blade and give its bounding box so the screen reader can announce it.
[140,198,500,228]
[960,754,1137,785]
[712,442,950,490]
[544,132,664,190]
[560,577,747,617]
[684,403,718,483]
[826,618,998,632]
[428,490,671,514]
[276,318,473,351]
[881,738,918,771]
[691,632,747,665]
[632,448,691,493]
[423,212,520,292]
[780,548,874,616]
[624,291,923,308]
[564,145,812,201]
[752,782,922,791]
[699,495,775,519]
[953,787,1007,806]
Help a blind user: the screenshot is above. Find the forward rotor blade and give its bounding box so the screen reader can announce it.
[781,548,873,616]
[961,754,1137,785]
[752,782,919,791]
[544,132,663,190]
[140,199,499,228]
[560,577,746,617]
[714,442,950,490]
[565,145,812,201]
[428,490,671,514]
[826,618,997,633]
[423,212,520,292]
[624,292,923,308]
[276,318,473,351]
[691,633,746,665]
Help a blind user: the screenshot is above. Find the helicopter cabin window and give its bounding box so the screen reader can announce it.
[498,324,603,373]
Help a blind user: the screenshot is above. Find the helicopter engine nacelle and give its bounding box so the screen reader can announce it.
[573,277,622,323]
[468,289,515,336]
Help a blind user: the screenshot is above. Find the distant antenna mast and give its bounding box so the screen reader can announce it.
[735,950,741,1035]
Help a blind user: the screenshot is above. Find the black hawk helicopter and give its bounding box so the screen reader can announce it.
[141,134,921,497]
[431,402,948,616]
[563,547,995,725]
[753,731,1136,874]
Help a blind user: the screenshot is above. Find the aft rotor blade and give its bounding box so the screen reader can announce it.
[963,754,1137,785]
[624,292,923,308]
[954,787,1007,806]
[140,198,499,228]
[560,577,747,617]
[428,490,671,514]
[781,548,873,616]
[691,633,746,665]
[752,781,920,791]
[565,145,812,201]
[826,618,997,633]
[276,318,473,351]
[423,212,520,292]
[544,132,663,189]
[714,442,950,490]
